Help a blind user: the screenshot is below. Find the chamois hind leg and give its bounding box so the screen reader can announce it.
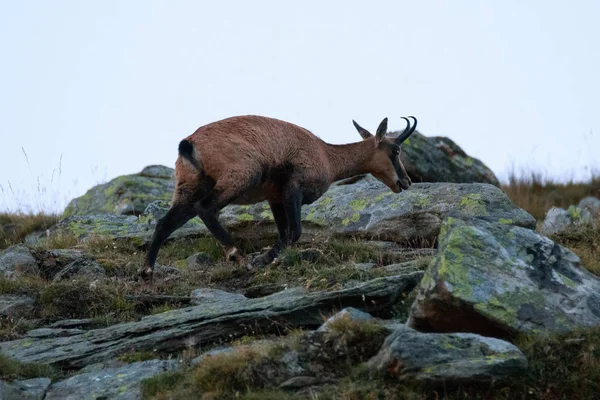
[140,202,196,282]
[194,186,252,270]
[252,186,302,267]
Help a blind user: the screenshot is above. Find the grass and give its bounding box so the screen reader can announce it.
[550,219,600,276]
[0,354,60,381]
[0,212,60,250]
[502,170,600,221]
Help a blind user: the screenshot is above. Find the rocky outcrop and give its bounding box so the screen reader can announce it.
[0,244,39,279]
[408,217,600,338]
[46,178,534,248]
[367,326,527,383]
[62,165,175,217]
[44,360,177,400]
[398,130,500,185]
[0,273,422,368]
[52,258,105,282]
[0,295,35,318]
[540,205,595,236]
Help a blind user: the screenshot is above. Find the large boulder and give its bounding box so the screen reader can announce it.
[62,165,175,217]
[540,205,595,236]
[367,326,527,383]
[408,217,600,338]
[397,130,499,186]
[0,244,39,279]
[46,178,534,247]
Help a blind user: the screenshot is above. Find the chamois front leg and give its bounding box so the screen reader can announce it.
[140,203,196,282]
[252,187,302,267]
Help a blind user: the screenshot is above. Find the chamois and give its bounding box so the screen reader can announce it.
[139,115,417,282]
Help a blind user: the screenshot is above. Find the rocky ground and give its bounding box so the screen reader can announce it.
[1,135,600,399]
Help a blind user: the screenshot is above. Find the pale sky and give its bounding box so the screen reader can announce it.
[1,1,599,213]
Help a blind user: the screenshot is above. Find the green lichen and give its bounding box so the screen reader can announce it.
[342,217,350,226]
[349,199,368,211]
[555,272,578,289]
[260,210,274,220]
[351,213,360,223]
[374,192,393,202]
[498,218,513,225]
[465,157,474,166]
[567,205,582,221]
[413,195,431,208]
[459,193,489,216]
[237,213,254,222]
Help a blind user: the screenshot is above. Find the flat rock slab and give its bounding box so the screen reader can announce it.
[45,179,534,247]
[44,359,177,400]
[408,217,600,338]
[0,245,39,279]
[367,326,527,383]
[0,273,422,368]
[0,377,51,400]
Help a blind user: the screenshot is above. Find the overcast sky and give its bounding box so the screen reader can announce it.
[1,1,599,213]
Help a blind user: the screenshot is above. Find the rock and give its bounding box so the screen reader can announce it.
[540,206,594,236]
[44,359,177,400]
[46,180,534,247]
[62,165,176,217]
[353,262,377,272]
[0,295,35,318]
[0,245,39,279]
[367,326,527,383]
[316,307,374,333]
[48,319,94,329]
[185,252,214,268]
[32,249,87,279]
[52,258,105,282]
[0,377,51,400]
[190,346,236,366]
[0,273,423,368]
[243,284,287,298]
[578,196,600,216]
[279,376,320,389]
[408,217,600,338]
[26,328,85,338]
[384,260,428,274]
[153,265,180,279]
[190,288,247,306]
[396,130,500,185]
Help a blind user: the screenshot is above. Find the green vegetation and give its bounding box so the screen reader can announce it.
[0,354,60,381]
[0,212,60,250]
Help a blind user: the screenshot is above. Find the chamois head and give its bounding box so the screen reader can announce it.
[352,116,417,193]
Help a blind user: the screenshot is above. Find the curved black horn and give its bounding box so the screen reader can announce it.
[352,120,372,139]
[395,116,417,144]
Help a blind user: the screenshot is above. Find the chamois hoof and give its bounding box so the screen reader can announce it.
[138,266,154,283]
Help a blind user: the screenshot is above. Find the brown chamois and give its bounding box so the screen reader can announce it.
[139,115,417,282]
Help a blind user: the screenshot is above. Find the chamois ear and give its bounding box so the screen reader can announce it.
[352,120,372,140]
[375,117,388,144]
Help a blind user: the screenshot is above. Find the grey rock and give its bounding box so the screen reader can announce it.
[52,258,105,282]
[540,206,594,236]
[190,346,236,366]
[397,130,500,185]
[47,180,534,248]
[0,295,35,318]
[353,262,377,272]
[409,217,600,337]
[153,265,180,279]
[26,328,85,338]
[0,377,51,400]
[185,252,214,268]
[190,288,247,306]
[0,273,422,368]
[384,260,428,274]
[0,245,39,279]
[44,359,177,400]
[578,196,600,216]
[79,359,127,374]
[242,284,287,298]
[316,307,374,333]
[62,166,176,217]
[48,319,93,329]
[33,249,87,279]
[367,326,527,383]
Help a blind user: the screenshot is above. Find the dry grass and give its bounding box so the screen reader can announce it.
[0,212,60,250]
[550,220,600,276]
[502,170,600,221]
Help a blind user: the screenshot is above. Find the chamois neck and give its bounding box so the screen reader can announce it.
[324,140,375,182]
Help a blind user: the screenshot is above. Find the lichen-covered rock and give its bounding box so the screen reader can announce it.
[62,165,175,217]
[397,130,500,185]
[0,245,39,279]
[0,377,51,400]
[0,273,422,368]
[52,258,105,282]
[47,179,534,248]
[540,206,595,236]
[44,359,177,400]
[367,326,527,383]
[32,249,88,279]
[0,295,35,317]
[408,217,600,337]
[190,288,247,306]
[578,196,600,216]
[316,307,374,333]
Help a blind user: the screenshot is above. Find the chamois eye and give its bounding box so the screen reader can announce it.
[391,148,399,156]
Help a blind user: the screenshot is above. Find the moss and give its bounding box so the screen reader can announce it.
[459,193,489,216]
[349,199,368,211]
[238,213,255,222]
